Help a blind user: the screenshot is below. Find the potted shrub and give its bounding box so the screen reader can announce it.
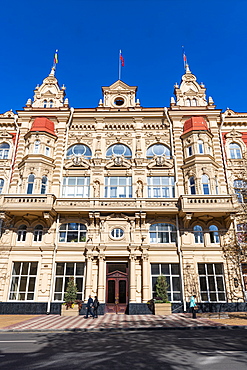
[154,275,172,315]
[61,277,80,316]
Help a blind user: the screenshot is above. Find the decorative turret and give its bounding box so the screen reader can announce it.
[172,64,211,108]
[25,67,67,109]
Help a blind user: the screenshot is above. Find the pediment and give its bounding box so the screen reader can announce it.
[225,129,243,139]
[102,80,137,94]
[106,213,129,220]
[0,130,14,139]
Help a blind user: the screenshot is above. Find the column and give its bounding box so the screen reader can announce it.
[84,252,93,301]
[129,253,136,303]
[97,253,105,302]
[142,250,150,302]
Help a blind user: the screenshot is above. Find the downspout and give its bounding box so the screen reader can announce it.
[176,214,186,312]
[59,107,74,193]
[165,108,186,311]
[6,114,20,192]
[233,217,246,301]
[219,112,230,193]
[47,213,60,314]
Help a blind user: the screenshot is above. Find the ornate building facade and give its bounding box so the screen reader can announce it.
[0,64,246,314]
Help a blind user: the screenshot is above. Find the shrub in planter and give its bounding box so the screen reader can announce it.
[155,275,169,303]
[64,277,78,309]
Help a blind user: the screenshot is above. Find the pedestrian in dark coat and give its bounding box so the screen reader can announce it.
[85,295,94,318]
[93,296,99,318]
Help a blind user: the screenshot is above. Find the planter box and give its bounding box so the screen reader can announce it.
[61,304,79,317]
[154,303,172,315]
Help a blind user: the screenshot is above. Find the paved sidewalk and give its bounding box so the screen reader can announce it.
[0,313,228,332]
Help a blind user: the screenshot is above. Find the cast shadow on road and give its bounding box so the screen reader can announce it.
[1,328,247,369]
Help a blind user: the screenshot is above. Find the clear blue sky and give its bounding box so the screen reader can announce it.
[1,0,247,112]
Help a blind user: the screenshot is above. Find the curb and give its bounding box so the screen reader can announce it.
[1,325,247,333]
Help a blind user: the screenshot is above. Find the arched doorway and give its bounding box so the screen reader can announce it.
[105,263,128,314]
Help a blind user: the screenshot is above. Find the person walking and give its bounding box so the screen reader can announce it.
[93,296,99,318]
[190,295,197,319]
[85,295,94,318]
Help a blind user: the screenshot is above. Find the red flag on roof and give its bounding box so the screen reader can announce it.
[120,50,124,67]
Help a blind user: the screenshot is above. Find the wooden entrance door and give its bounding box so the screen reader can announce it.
[106,264,128,314]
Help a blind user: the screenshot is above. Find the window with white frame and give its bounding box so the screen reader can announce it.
[17,225,27,242]
[209,225,220,243]
[147,177,175,198]
[33,225,43,242]
[198,263,226,302]
[233,180,247,203]
[151,263,181,301]
[49,100,53,108]
[189,177,196,195]
[0,178,4,194]
[237,224,247,245]
[146,144,171,159]
[43,100,47,108]
[201,174,210,195]
[198,140,204,154]
[27,174,35,194]
[150,223,177,243]
[40,176,48,194]
[104,177,132,198]
[106,144,132,158]
[0,143,10,159]
[33,140,40,154]
[193,225,204,244]
[53,262,85,301]
[9,262,38,300]
[62,177,90,198]
[59,223,87,243]
[111,228,124,239]
[66,144,92,159]
[229,143,242,159]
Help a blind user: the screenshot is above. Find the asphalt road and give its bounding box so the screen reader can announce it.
[0,329,247,370]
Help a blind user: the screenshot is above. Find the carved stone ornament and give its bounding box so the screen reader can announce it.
[225,129,242,139]
[64,156,90,169]
[105,155,131,169]
[147,155,173,169]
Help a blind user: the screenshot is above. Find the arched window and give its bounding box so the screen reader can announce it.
[33,225,43,242]
[106,144,132,158]
[59,223,87,243]
[40,176,48,194]
[43,100,47,108]
[27,174,35,194]
[0,178,4,194]
[202,174,210,195]
[0,143,10,159]
[146,144,171,159]
[189,177,196,195]
[66,144,92,159]
[149,223,177,243]
[229,143,242,159]
[209,225,220,243]
[198,140,204,154]
[233,179,247,203]
[33,140,40,154]
[194,225,203,244]
[191,98,197,106]
[17,225,27,242]
[49,100,53,108]
[185,98,191,106]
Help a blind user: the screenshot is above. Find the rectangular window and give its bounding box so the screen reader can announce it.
[104,177,132,198]
[151,263,181,302]
[198,263,226,302]
[188,146,193,156]
[53,262,85,301]
[9,262,38,301]
[45,147,50,156]
[147,177,175,198]
[62,177,90,198]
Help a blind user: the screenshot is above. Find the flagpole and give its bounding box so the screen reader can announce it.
[119,50,121,80]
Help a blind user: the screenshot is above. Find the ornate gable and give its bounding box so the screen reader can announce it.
[101,80,139,108]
